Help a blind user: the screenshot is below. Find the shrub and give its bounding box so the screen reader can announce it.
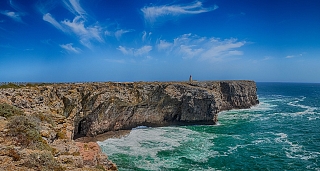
[34,112,55,126]
[0,103,24,118]
[96,165,106,171]
[0,83,21,89]
[24,151,65,171]
[56,130,67,139]
[6,115,51,150]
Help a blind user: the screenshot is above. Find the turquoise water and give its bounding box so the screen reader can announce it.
[98,83,320,170]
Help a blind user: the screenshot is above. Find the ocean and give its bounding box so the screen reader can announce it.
[98,82,320,171]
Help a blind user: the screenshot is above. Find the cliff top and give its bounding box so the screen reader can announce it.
[0,80,258,171]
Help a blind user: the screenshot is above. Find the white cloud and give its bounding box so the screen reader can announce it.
[179,45,203,59]
[36,0,58,14]
[135,45,152,56]
[104,30,112,36]
[142,31,152,42]
[157,34,246,61]
[62,16,87,34]
[115,29,133,40]
[141,1,218,24]
[42,0,105,49]
[62,0,87,17]
[157,40,173,50]
[62,16,103,48]
[9,0,24,13]
[60,43,81,53]
[43,13,67,32]
[227,50,243,56]
[200,38,245,60]
[0,0,27,23]
[117,45,152,57]
[0,10,24,23]
[286,55,294,59]
[117,46,133,55]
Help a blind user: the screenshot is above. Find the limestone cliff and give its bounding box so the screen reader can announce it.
[1,81,258,137]
[0,80,258,170]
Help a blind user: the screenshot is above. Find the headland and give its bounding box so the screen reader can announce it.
[0,80,259,170]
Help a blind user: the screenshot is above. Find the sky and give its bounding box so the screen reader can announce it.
[0,0,320,83]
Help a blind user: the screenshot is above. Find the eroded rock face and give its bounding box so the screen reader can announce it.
[0,81,259,138]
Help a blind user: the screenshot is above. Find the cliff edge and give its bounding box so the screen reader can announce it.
[0,80,258,170]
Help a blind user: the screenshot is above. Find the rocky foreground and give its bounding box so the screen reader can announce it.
[0,81,258,170]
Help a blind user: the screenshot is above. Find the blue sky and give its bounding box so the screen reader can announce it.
[0,0,320,83]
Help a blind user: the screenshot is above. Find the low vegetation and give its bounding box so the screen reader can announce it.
[0,82,51,89]
[0,103,24,118]
[34,112,55,126]
[24,151,65,171]
[1,103,65,170]
[6,115,51,151]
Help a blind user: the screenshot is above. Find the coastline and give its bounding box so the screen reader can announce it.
[0,81,258,170]
[73,130,131,171]
[74,130,131,143]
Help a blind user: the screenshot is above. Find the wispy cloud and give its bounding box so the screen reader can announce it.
[9,0,25,13]
[36,0,58,14]
[157,34,246,61]
[62,0,87,17]
[157,40,173,50]
[41,1,104,49]
[141,1,218,24]
[43,13,67,32]
[263,56,272,60]
[286,55,294,59]
[286,52,305,59]
[117,45,152,57]
[142,31,152,42]
[115,29,134,40]
[62,16,104,48]
[60,43,81,53]
[135,45,152,56]
[0,0,27,23]
[0,10,24,23]
[117,46,133,55]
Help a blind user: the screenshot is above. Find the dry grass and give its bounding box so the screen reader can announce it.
[6,115,51,151]
[24,151,65,171]
[0,103,24,118]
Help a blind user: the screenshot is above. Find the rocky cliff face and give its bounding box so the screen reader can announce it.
[0,80,258,170]
[0,80,258,138]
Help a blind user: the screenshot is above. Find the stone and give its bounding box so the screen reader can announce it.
[0,80,259,171]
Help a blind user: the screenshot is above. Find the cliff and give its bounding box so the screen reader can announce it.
[0,80,258,170]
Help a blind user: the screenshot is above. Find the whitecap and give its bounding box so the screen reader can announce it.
[98,126,218,170]
[272,132,320,161]
[132,125,149,130]
[286,96,318,115]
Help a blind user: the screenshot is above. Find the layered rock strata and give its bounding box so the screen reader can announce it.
[0,80,258,170]
[1,81,258,137]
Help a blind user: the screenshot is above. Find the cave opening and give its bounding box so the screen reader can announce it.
[73,118,87,140]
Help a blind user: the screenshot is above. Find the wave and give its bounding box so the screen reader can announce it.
[98,89,320,170]
[98,126,218,170]
[287,96,318,115]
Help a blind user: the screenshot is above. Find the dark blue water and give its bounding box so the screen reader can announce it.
[99,83,320,170]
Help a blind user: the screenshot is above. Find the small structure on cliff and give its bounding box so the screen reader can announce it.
[189,75,192,82]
